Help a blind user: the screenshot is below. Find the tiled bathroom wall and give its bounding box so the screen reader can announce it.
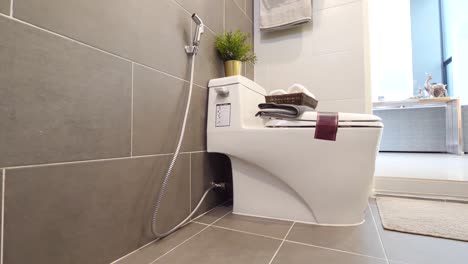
[254,0,369,113]
[0,1,253,263]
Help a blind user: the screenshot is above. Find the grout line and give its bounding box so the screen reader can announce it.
[284,239,389,262]
[190,199,233,223]
[230,0,252,24]
[109,237,161,264]
[150,210,232,264]
[210,224,283,241]
[9,0,13,17]
[268,222,295,264]
[130,62,134,157]
[3,151,207,170]
[149,225,211,264]
[111,205,229,264]
[368,202,390,264]
[170,0,218,35]
[0,169,4,264]
[192,216,391,263]
[0,13,209,89]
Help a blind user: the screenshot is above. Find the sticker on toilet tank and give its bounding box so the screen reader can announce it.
[215,103,231,127]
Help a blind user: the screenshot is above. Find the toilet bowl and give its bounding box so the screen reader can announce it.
[207,76,383,226]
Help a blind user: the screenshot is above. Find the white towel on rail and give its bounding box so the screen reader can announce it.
[260,0,312,32]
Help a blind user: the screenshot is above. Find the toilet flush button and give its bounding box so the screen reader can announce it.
[215,86,230,97]
[215,103,231,127]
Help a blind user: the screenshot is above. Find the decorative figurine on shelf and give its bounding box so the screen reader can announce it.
[425,73,448,98]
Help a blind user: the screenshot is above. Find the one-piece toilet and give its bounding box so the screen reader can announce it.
[207,76,383,226]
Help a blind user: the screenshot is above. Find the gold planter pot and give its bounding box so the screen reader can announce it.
[224,60,242,76]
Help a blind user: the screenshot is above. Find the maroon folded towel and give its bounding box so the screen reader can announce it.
[314,112,338,141]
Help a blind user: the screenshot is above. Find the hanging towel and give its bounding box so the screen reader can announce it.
[260,0,312,32]
[255,103,314,119]
[314,112,338,141]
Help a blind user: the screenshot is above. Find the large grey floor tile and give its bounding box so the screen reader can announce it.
[4,155,189,264]
[370,200,468,264]
[115,223,206,264]
[286,210,386,258]
[155,226,281,264]
[0,16,132,167]
[132,65,187,156]
[14,0,192,80]
[0,0,9,14]
[272,242,387,264]
[215,213,293,239]
[175,0,224,34]
[193,205,233,225]
[190,152,232,218]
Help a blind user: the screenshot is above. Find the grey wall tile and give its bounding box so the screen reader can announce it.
[0,17,132,167]
[132,65,187,156]
[14,0,192,80]
[195,30,224,86]
[246,0,253,21]
[190,153,232,218]
[226,0,253,43]
[4,154,190,264]
[132,65,207,155]
[233,0,246,12]
[182,85,208,152]
[175,0,224,34]
[246,62,255,80]
[0,0,9,15]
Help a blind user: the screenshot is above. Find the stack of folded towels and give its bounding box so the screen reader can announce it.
[255,84,317,119]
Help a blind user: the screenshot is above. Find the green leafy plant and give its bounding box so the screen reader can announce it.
[215,31,257,64]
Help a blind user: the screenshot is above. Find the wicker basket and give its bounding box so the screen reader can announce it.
[265,93,318,109]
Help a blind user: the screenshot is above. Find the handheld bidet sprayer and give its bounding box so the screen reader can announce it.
[186,13,205,54]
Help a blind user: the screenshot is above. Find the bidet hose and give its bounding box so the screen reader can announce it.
[151,51,218,238]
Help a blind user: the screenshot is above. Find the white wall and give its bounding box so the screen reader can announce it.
[254,0,371,113]
[451,0,468,105]
[368,0,414,101]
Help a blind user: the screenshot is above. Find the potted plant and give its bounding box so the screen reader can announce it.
[215,30,257,77]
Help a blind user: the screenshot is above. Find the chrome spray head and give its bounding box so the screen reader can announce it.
[186,13,204,54]
[192,13,205,46]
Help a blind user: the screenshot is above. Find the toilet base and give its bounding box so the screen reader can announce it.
[231,157,317,224]
[231,157,366,226]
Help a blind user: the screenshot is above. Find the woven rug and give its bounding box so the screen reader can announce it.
[376,196,468,242]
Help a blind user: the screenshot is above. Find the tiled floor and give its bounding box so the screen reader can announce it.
[114,201,468,264]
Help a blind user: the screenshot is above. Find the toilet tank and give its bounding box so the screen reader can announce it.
[207,76,266,137]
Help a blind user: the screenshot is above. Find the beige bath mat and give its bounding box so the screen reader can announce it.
[376,196,468,242]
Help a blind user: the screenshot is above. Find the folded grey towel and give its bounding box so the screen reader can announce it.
[255,103,314,119]
[260,0,312,32]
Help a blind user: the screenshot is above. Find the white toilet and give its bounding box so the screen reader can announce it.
[207,76,383,226]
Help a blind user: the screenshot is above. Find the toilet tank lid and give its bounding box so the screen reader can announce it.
[208,76,265,95]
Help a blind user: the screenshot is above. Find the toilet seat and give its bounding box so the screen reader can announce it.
[265,112,383,128]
